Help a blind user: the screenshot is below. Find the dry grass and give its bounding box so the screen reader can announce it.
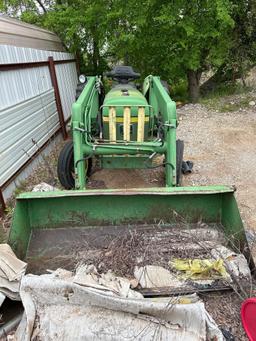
[87,225,221,277]
[0,138,66,241]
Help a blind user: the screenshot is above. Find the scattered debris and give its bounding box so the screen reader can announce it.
[211,246,251,280]
[182,160,194,174]
[67,225,227,277]
[134,265,183,288]
[202,292,247,340]
[73,264,143,299]
[170,258,228,280]
[32,182,58,192]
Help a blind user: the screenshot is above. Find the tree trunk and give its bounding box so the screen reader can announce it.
[187,69,201,103]
[75,50,81,75]
[92,38,100,73]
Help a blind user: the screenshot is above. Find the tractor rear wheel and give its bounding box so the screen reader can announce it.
[57,141,92,189]
[176,139,184,186]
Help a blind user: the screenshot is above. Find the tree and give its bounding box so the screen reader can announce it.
[108,0,234,102]
[0,0,112,74]
[1,0,254,102]
[219,0,256,85]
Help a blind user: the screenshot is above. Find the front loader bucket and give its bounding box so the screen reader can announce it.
[9,186,253,274]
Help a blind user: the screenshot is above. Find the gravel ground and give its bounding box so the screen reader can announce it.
[201,291,247,340]
[177,102,256,233]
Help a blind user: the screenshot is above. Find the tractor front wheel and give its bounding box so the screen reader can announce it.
[57,141,92,189]
[176,139,184,186]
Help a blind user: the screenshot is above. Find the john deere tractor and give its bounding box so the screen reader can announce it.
[9,66,252,304]
[57,66,185,189]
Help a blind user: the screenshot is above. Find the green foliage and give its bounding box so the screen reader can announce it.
[200,82,254,111]
[1,0,255,101]
[170,79,189,103]
[107,0,236,101]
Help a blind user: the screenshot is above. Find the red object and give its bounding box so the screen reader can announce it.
[241,298,256,340]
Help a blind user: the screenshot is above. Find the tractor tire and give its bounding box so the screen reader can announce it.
[176,139,184,186]
[57,141,92,189]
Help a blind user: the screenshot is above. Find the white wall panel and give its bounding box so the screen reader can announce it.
[0,89,58,186]
[56,62,77,120]
[0,44,78,191]
[0,45,72,64]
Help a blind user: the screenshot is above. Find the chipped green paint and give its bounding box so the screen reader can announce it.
[9,185,251,271]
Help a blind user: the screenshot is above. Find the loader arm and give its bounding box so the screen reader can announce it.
[72,77,100,189]
[144,76,177,186]
[71,73,178,189]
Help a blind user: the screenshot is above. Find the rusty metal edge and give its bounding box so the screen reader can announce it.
[48,56,68,140]
[0,59,76,71]
[16,185,235,200]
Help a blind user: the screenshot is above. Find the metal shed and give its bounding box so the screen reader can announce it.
[0,15,78,211]
[0,15,65,51]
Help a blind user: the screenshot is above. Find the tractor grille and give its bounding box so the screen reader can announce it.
[102,106,149,142]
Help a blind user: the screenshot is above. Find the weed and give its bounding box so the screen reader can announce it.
[200,82,254,112]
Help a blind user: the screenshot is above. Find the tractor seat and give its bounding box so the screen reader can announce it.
[106,66,140,84]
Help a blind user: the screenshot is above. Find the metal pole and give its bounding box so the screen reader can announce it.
[48,56,68,140]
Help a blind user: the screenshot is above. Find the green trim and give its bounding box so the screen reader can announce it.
[9,186,248,269]
[16,185,235,199]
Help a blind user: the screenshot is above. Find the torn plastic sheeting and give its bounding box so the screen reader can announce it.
[211,246,251,279]
[0,244,27,281]
[0,292,5,308]
[15,274,224,341]
[0,244,27,301]
[134,265,183,288]
[66,264,143,299]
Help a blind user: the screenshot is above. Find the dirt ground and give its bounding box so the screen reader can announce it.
[90,102,256,232]
[178,104,256,232]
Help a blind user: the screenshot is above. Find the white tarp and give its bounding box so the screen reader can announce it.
[0,244,27,303]
[15,273,223,341]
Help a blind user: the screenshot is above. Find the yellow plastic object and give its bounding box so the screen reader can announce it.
[109,106,116,142]
[170,258,228,279]
[137,107,145,142]
[123,106,131,142]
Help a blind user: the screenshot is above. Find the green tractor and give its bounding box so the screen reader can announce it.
[8,67,253,291]
[57,66,187,189]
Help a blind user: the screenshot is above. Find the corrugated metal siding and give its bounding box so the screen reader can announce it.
[55,62,77,120]
[0,44,72,64]
[0,89,58,186]
[0,44,77,188]
[0,65,52,109]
